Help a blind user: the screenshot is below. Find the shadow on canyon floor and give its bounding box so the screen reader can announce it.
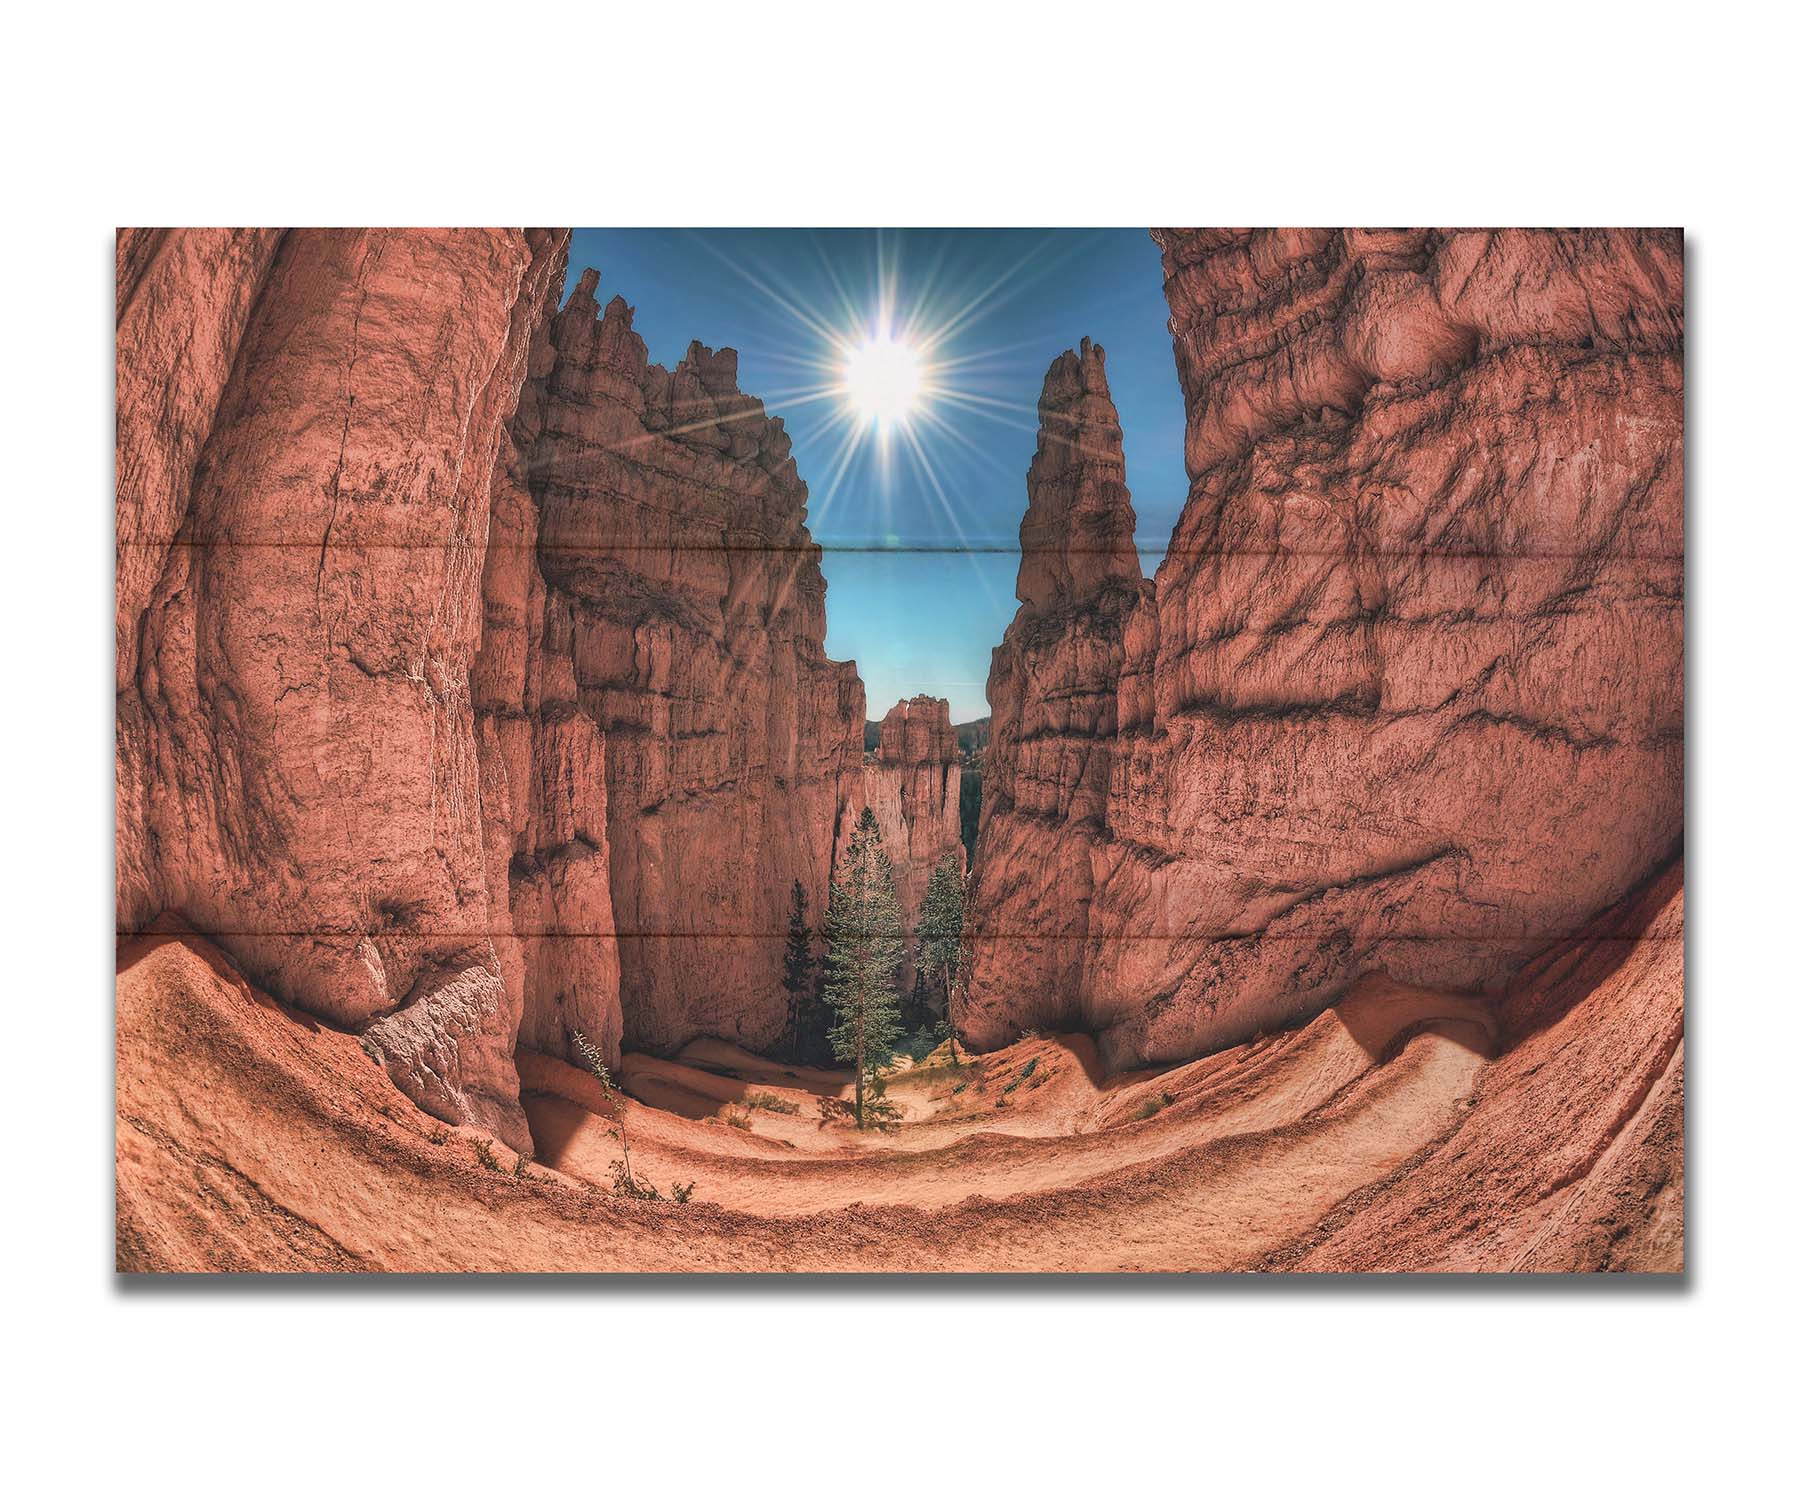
[115,869,1685,1280]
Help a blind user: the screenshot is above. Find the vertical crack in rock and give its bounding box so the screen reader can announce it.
[117,229,571,1153]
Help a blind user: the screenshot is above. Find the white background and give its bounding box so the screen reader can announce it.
[4,1,1794,1493]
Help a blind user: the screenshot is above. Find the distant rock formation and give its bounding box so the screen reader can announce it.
[967,230,1684,1068]
[841,696,965,970]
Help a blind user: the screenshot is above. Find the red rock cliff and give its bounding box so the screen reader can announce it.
[519,270,867,1055]
[967,229,1683,1068]
[116,235,876,1141]
[471,262,622,1072]
[117,229,570,1151]
[840,696,965,958]
[964,340,1153,1040]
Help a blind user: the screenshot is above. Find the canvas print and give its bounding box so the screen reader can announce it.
[114,228,1684,1273]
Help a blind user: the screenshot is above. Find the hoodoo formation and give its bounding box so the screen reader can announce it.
[964,337,1155,1047]
[967,229,1684,1071]
[116,227,1683,1272]
[116,231,925,1144]
[511,268,871,1058]
[842,695,965,951]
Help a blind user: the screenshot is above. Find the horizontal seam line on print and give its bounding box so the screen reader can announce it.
[112,540,1685,562]
[118,928,1682,943]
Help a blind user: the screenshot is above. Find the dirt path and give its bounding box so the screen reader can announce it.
[519,985,1495,1223]
[119,931,1595,1272]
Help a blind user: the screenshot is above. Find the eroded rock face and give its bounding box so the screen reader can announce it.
[520,271,867,1054]
[471,287,623,1071]
[841,696,965,958]
[117,229,571,1150]
[117,238,887,1125]
[965,341,1152,1041]
[1269,860,1685,1272]
[967,229,1684,1068]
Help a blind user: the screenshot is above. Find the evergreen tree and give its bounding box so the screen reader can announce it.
[823,807,904,1127]
[780,879,815,1060]
[918,850,968,1062]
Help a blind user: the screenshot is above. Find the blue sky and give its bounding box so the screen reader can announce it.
[565,229,1187,722]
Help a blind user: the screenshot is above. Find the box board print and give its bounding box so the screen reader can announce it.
[115,228,1683,1273]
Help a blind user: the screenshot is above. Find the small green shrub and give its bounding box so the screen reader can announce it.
[610,1160,661,1199]
[670,1180,697,1204]
[1133,1090,1175,1121]
[743,1090,800,1115]
[473,1138,501,1171]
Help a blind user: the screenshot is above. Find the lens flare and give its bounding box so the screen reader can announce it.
[842,334,924,426]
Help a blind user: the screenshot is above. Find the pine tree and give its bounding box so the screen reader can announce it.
[780,879,815,1060]
[918,850,968,1063]
[823,807,905,1127]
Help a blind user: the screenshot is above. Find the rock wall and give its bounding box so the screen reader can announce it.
[965,341,1153,1039]
[471,271,622,1071]
[118,235,898,1123]
[967,229,1684,1068]
[840,696,965,960]
[521,270,867,1055]
[117,228,570,1150]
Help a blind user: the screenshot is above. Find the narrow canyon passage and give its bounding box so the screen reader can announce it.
[114,228,1684,1273]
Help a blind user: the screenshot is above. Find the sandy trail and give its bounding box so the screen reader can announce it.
[519,988,1495,1219]
[121,931,1601,1272]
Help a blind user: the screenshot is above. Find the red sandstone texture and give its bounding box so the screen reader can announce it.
[966,339,1154,1042]
[519,272,950,1053]
[967,229,1684,1072]
[842,694,964,929]
[116,227,1681,1273]
[115,861,1679,1270]
[116,231,961,1148]
[117,229,568,1151]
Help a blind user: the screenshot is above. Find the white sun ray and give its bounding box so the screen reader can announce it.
[894,421,1005,612]
[648,228,1100,594]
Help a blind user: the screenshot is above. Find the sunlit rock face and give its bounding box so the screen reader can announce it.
[116,228,569,1151]
[117,236,890,1110]
[471,262,622,1075]
[967,229,1684,1069]
[522,270,867,1055]
[840,696,965,975]
[964,339,1154,1045]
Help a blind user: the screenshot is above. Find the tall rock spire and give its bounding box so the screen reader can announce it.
[962,341,1156,1048]
[1015,337,1143,612]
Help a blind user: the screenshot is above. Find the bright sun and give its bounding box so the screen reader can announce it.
[843,334,924,426]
